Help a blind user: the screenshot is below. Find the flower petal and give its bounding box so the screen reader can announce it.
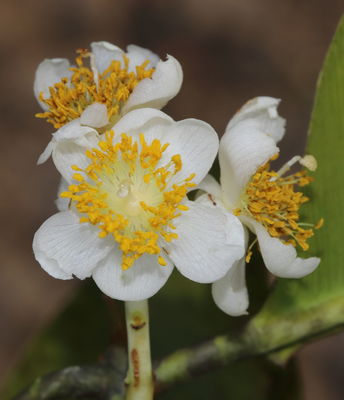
[212,258,249,316]
[126,44,160,71]
[165,201,245,283]
[197,174,222,199]
[112,108,173,136]
[80,103,109,128]
[227,97,286,143]
[122,55,183,114]
[240,216,320,278]
[50,120,99,183]
[113,109,219,187]
[145,118,219,186]
[92,251,173,301]
[33,211,113,280]
[37,139,55,165]
[219,119,279,207]
[90,41,124,73]
[34,58,72,110]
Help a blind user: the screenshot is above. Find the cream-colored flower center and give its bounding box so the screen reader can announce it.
[36,49,154,129]
[61,131,195,270]
[235,155,323,261]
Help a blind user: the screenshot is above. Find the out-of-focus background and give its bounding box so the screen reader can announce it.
[1,0,343,398]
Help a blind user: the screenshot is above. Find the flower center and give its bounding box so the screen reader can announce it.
[61,131,195,270]
[235,155,323,252]
[36,49,154,129]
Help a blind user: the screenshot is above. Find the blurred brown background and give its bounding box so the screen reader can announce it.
[0,0,343,398]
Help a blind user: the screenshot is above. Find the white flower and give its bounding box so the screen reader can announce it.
[33,108,245,301]
[198,97,321,316]
[34,41,183,165]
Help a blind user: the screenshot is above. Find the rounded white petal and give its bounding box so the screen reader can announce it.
[165,201,245,283]
[90,41,124,73]
[80,103,109,128]
[197,174,222,199]
[227,97,286,143]
[122,55,183,114]
[212,258,249,316]
[126,44,160,71]
[219,119,279,207]
[112,109,219,187]
[145,118,219,186]
[50,120,99,183]
[240,216,320,278]
[33,211,113,280]
[92,251,173,301]
[55,178,70,212]
[34,58,72,110]
[112,108,173,136]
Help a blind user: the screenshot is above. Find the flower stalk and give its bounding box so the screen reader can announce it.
[125,300,154,400]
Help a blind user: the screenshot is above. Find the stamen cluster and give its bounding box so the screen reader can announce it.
[237,158,319,251]
[61,131,195,270]
[36,50,154,128]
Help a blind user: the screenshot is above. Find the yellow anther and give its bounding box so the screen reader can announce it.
[315,218,324,229]
[245,251,252,263]
[73,173,84,182]
[36,50,154,129]
[158,256,167,266]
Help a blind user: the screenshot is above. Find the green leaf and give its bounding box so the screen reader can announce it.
[251,16,344,346]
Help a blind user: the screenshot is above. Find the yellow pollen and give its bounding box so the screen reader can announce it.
[241,156,321,251]
[60,130,195,270]
[36,49,155,129]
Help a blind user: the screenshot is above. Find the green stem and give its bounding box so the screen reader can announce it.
[125,300,153,400]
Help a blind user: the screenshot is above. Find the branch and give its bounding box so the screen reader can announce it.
[13,348,127,400]
[13,308,344,400]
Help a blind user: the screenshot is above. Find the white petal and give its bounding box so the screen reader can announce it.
[197,174,222,199]
[51,120,99,183]
[37,139,55,165]
[144,118,219,187]
[92,251,173,301]
[90,41,124,73]
[126,44,160,71]
[33,211,113,280]
[112,108,173,135]
[34,58,72,110]
[219,119,279,207]
[55,178,69,211]
[227,97,286,143]
[80,103,109,128]
[212,258,249,316]
[53,119,98,142]
[122,55,183,114]
[165,201,245,283]
[240,216,320,278]
[112,109,219,187]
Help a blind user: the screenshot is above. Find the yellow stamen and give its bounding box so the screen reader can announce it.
[245,251,252,263]
[241,156,321,251]
[36,49,154,129]
[61,130,195,270]
[315,218,324,229]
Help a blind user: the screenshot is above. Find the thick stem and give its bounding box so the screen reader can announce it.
[125,300,153,400]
